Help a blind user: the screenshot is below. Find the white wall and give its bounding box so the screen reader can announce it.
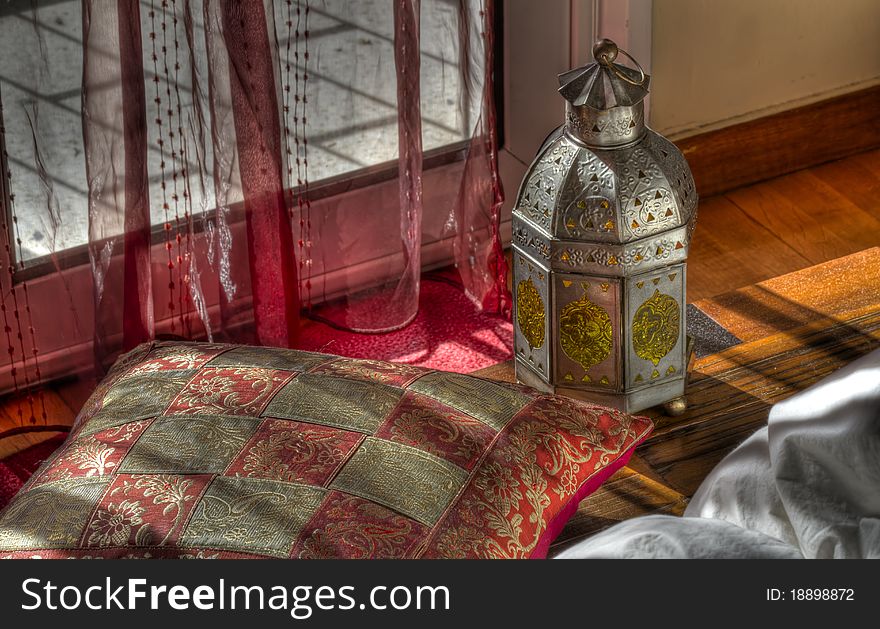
[650,0,880,139]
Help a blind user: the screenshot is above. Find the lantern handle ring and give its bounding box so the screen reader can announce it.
[609,48,646,86]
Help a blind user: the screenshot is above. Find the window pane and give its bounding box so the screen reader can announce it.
[0,0,86,261]
[1,0,483,263]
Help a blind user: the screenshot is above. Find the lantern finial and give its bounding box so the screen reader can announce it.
[592,38,618,65]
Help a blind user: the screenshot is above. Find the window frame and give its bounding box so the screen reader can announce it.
[5,140,471,284]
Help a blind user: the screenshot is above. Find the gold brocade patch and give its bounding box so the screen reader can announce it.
[226,419,363,486]
[105,343,154,378]
[165,367,293,416]
[118,416,261,474]
[84,473,212,548]
[0,478,109,550]
[30,420,151,486]
[425,397,646,559]
[516,277,546,349]
[311,358,427,387]
[207,345,330,371]
[83,372,196,434]
[125,345,226,375]
[330,437,468,525]
[376,392,497,471]
[264,374,403,434]
[408,373,531,432]
[291,491,428,559]
[632,289,680,366]
[180,477,326,558]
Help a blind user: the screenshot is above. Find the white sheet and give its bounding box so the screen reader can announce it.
[555,348,880,559]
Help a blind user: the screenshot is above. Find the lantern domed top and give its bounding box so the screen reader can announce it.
[557,38,650,148]
[558,38,650,110]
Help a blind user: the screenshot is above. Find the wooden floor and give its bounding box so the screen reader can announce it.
[1,148,880,460]
[688,148,880,302]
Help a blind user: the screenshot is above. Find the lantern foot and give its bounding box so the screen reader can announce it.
[662,395,688,417]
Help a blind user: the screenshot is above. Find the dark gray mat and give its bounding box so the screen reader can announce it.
[686,304,742,358]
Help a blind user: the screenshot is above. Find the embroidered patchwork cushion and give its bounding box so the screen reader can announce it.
[0,342,652,559]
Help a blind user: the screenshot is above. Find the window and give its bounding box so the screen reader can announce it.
[0,0,481,265]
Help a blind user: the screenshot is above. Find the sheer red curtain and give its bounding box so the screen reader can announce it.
[83,0,300,357]
[0,0,508,437]
[451,0,510,316]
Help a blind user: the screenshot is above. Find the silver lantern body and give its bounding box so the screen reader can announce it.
[512,39,697,414]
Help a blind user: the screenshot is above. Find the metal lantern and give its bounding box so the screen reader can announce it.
[512,39,697,415]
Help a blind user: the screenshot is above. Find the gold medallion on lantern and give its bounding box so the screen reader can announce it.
[516,277,545,349]
[632,289,680,366]
[559,289,612,370]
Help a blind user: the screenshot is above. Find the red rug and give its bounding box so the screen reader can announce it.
[0,434,66,510]
[299,276,514,372]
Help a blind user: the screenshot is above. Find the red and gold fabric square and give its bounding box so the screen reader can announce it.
[226,419,363,486]
[0,342,652,559]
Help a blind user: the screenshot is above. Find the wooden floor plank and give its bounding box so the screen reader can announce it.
[687,196,811,302]
[52,377,97,423]
[850,148,880,179]
[726,169,880,266]
[673,85,880,198]
[808,154,880,221]
[694,247,880,342]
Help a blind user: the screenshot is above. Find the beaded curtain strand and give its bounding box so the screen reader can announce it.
[280,0,297,285]
[284,0,311,310]
[300,0,312,310]
[178,0,202,339]
[0,93,47,426]
[148,0,180,334]
[167,0,194,336]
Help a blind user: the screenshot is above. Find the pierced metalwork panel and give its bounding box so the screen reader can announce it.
[554,150,618,242]
[552,274,621,392]
[605,141,678,243]
[624,263,686,390]
[644,132,698,224]
[515,135,579,232]
[512,223,551,262]
[512,249,551,382]
[515,130,696,249]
